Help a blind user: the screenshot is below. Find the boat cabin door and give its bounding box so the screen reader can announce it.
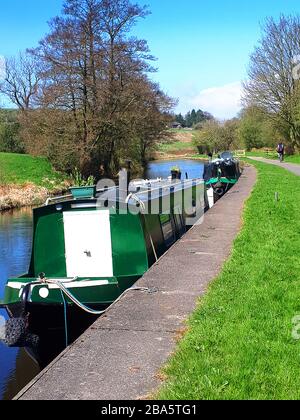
[63,210,113,278]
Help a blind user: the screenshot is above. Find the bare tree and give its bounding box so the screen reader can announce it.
[24,0,171,177]
[0,53,40,111]
[243,15,300,148]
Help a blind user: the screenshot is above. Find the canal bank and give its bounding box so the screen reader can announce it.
[0,185,49,212]
[0,153,69,212]
[15,165,256,400]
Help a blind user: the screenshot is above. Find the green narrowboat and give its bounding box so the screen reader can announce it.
[0,178,207,355]
[204,152,241,207]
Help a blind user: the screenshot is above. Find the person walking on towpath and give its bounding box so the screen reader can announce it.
[277,142,285,162]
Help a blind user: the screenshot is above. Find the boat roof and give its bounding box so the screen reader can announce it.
[44,178,205,209]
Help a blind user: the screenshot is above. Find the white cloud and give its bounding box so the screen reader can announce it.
[178,81,243,120]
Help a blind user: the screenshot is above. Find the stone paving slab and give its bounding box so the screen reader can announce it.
[16,165,257,401]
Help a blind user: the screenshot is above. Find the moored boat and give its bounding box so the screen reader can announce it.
[204,152,241,207]
[0,176,208,359]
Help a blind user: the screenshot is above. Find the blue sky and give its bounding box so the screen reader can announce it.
[0,0,300,119]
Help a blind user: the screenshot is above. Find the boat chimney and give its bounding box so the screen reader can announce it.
[125,159,132,189]
[171,167,182,181]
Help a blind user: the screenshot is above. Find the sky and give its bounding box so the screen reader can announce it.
[0,0,300,119]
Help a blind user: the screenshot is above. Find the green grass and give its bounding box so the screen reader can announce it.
[284,155,300,164]
[157,160,300,400]
[157,130,197,154]
[246,151,300,164]
[0,153,67,189]
[168,128,195,134]
[158,141,196,153]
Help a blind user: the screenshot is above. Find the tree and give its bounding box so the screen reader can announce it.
[174,109,213,128]
[238,107,279,151]
[243,15,300,149]
[130,82,174,167]
[174,113,185,127]
[193,119,240,154]
[15,0,173,177]
[0,109,23,153]
[192,120,220,154]
[0,53,40,111]
[222,119,240,150]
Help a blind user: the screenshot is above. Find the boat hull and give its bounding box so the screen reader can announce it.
[1,275,141,365]
[6,301,110,367]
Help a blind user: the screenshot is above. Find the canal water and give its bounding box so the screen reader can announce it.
[0,208,39,401]
[147,159,204,180]
[0,159,204,400]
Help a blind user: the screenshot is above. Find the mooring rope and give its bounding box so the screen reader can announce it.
[44,278,150,316]
[60,290,69,347]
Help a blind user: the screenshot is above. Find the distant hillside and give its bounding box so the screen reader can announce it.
[156,129,198,158]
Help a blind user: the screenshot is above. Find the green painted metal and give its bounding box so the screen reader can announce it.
[110,213,149,277]
[69,186,96,199]
[205,177,238,186]
[142,214,166,266]
[31,212,66,278]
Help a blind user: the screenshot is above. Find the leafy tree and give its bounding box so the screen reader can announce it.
[174,113,185,127]
[174,108,213,128]
[192,120,219,154]
[0,110,24,153]
[238,107,280,151]
[243,15,300,149]
[193,119,240,154]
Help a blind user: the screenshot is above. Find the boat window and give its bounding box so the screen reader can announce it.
[220,151,234,160]
[160,214,176,247]
[174,213,185,236]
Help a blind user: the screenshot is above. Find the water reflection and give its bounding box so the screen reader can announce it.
[0,208,40,401]
[146,159,205,180]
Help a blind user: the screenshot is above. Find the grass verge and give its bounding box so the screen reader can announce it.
[0,153,67,189]
[156,130,198,157]
[246,151,300,164]
[157,160,300,400]
[158,141,196,153]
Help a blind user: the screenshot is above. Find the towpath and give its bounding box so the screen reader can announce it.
[16,166,257,401]
[249,157,300,176]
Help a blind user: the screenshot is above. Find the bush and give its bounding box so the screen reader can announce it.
[0,110,24,153]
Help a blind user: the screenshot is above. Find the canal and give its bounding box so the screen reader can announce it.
[0,159,204,400]
[0,208,39,400]
[147,159,204,180]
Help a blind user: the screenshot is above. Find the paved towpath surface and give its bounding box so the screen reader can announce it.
[16,166,257,401]
[249,157,300,176]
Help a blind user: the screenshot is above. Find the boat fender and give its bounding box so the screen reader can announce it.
[0,317,39,348]
[215,188,225,197]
